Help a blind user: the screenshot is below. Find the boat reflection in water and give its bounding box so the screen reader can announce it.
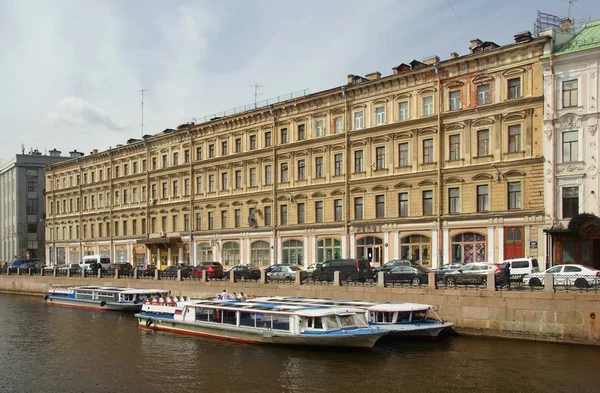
[136,298,387,348]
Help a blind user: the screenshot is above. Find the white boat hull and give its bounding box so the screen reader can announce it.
[376,321,454,338]
[46,296,143,312]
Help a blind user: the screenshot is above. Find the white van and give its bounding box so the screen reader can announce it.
[502,258,540,275]
[82,255,111,270]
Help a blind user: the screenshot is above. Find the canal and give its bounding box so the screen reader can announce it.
[1,293,599,393]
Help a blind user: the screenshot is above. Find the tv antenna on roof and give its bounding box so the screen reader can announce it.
[140,89,148,137]
[250,83,266,109]
[568,0,578,20]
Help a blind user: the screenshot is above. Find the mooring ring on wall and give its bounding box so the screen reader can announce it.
[591,312,596,319]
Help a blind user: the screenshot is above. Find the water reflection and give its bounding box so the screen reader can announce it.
[1,294,599,393]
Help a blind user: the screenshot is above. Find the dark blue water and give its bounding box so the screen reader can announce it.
[0,293,599,393]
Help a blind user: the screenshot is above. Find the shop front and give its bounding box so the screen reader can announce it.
[545,213,600,270]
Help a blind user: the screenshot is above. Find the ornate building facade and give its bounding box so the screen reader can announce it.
[542,19,600,269]
[45,33,547,269]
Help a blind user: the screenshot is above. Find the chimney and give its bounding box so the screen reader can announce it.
[560,18,572,33]
[450,52,459,59]
[347,74,356,84]
[423,55,440,65]
[69,150,84,159]
[365,71,381,81]
[514,31,533,43]
[470,38,483,53]
[48,148,61,157]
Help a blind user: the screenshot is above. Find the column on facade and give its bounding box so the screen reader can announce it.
[178,245,183,264]
[269,237,275,265]
[487,226,495,264]
[524,225,531,259]
[303,234,309,268]
[442,228,449,266]
[383,231,390,263]
[167,248,172,266]
[311,236,317,266]
[341,234,347,258]
[276,236,282,264]
[430,229,438,268]
[498,227,504,262]
[392,231,399,260]
[146,248,151,265]
[239,236,244,265]
[349,234,355,258]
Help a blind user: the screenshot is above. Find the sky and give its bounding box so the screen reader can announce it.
[1,0,599,165]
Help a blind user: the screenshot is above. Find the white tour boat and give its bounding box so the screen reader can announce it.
[44,285,170,311]
[136,298,388,348]
[251,296,454,338]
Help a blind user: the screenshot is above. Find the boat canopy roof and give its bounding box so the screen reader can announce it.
[57,285,169,295]
[252,296,433,312]
[178,300,366,317]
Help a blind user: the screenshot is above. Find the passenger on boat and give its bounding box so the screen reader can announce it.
[221,289,230,300]
[234,293,243,300]
[240,292,248,301]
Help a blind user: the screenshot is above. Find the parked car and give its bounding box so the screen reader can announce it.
[311,259,373,282]
[189,262,224,279]
[162,264,191,278]
[82,255,111,269]
[267,265,306,281]
[136,264,157,277]
[433,263,464,280]
[302,263,322,275]
[373,259,416,274]
[224,264,261,281]
[443,263,500,285]
[375,265,430,285]
[80,260,101,271]
[264,264,288,274]
[501,258,540,275]
[58,263,81,273]
[106,263,134,275]
[523,264,600,288]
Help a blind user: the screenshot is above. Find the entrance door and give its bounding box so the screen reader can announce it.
[593,240,600,270]
[366,246,382,266]
[504,227,524,260]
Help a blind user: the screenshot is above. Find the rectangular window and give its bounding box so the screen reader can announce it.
[297,160,305,181]
[234,209,241,228]
[354,197,363,220]
[398,143,409,167]
[172,180,179,197]
[249,168,257,187]
[265,131,272,147]
[208,175,215,192]
[334,153,343,176]
[334,199,342,221]
[508,78,521,99]
[477,84,490,105]
[161,155,167,168]
[161,182,168,199]
[423,96,434,116]
[297,202,305,224]
[150,218,155,233]
[508,182,521,210]
[315,157,324,178]
[315,201,324,223]
[398,101,409,121]
[315,119,324,137]
[508,125,521,153]
[354,111,364,129]
[249,135,257,150]
[449,90,461,111]
[562,131,578,162]
[27,199,38,215]
[221,141,228,156]
[161,217,166,231]
[235,170,242,189]
[99,223,103,237]
[123,190,129,204]
[264,165,272,185]
[196,176,202,194]
[280,163,288,183]
[184,179,190,196]
[279,205,287,225]
[376,107,386,125]
[398,192,408,217]
[114,222,119,237]
[123,221,128,236]
[195,212,201,230]
[208,212,214,230]
[354,150,363,173]
[208,144,215,158]
[477,185,489,212]
[184,150,190,163]
[297,124,306,140]
[183,214,189,231]
[115,166,120,177]
[264,206,272,226]
[221,210,227,229]
[449,135,461,161]
[562,186,579,218]
[423,190,433,215]
[27,178,37,192]
[376,195,385,218]
[114,191,120,206]
[477,130,490,156]
[172,152,179,166]
[334,116,343,134]
[376,146,386,169]
[221,172,228,191]
[235,138,242,153]
[562,80,578,108]
[448,188,460,214]
[196,147,203,160]
[423,139,433,164]
[141,218,146,234]
[281,128,288,144]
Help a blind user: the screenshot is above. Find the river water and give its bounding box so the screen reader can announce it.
[1,293,599,393]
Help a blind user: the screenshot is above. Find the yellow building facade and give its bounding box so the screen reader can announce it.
[45,35,548,269]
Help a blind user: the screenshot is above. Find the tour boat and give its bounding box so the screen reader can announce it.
[44,285,170,312]
[136,298,388,348]
[251,296,453,338]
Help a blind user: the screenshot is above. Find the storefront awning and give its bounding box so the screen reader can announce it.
[137,236,182,245]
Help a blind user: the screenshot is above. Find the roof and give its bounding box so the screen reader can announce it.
[554,20,600,56]
[180,300,366,317]
[253,297,432,312]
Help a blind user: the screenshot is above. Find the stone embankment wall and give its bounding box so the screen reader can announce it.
[1,275,598,346]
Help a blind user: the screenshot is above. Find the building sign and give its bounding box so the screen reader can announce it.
[530,241,538,249]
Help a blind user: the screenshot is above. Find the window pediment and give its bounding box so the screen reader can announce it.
[503,170,525,178]
[503,112,527,122]
[472,74,493,85]
[418,87,436,96]
[371,185,387,191]
[330,189,345,196]
[444,176,464,184]
[261,197,273,203]
[394,182,412,189]
[471,173,493,181]
[350,187,366,194]
[472,117,495,128]
[311,191,326,198]
[502,67,526,77]
[245,199,258,205]
[218,202,229,208]
[418,179,436,187]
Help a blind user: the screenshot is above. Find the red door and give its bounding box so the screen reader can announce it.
[504,227,524,259]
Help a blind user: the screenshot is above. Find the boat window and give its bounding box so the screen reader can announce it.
[338,314,356,328]
[323,315,339,330]
[195,308,211,321]
[355,313,367,327]
[412,310,428,321]
[396,311,411,323]
[208,309,221,323]
[239,311,255,327]
[222,310,237,325]
[271,314,290,331]
[97,292,116,302]
[307,317,323,329]
[255,313,270,329]
[76,292,94,300]
[376,312,394,323]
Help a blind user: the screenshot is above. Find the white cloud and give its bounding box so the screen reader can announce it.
[46,97,121,129]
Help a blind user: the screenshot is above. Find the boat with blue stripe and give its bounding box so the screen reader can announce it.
[44,285,170,312]
[250,296,454,338]
[136,299,388,348]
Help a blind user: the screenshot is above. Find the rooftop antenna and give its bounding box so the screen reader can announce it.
[250,83,266,109]
[568,0,577,20]
[140,89,148,137]
[21,144,25,154]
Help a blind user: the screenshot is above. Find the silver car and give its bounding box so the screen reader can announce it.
[523,264,599,288]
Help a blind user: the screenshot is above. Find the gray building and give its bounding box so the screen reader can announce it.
[0,149,72,263]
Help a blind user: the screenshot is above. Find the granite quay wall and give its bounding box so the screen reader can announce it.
[1,274,598,346]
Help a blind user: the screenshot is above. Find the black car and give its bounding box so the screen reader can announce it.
[433,263,464,281]
[224,265,261,281]
[375,266,430,285]
[106,263,134,275]
[311,259,372,282]
[136,264,157,277]
[373,259,417,274]
[162,264,191,278]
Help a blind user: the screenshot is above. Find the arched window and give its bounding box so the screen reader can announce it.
[221,241,240,266]
[400,235,431,265]
[196,242,213,263]
[282,240,303,265]
[251,241,270,266]
[451,232,486,263]
[356,236,383,265]
[317,238,341,262]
